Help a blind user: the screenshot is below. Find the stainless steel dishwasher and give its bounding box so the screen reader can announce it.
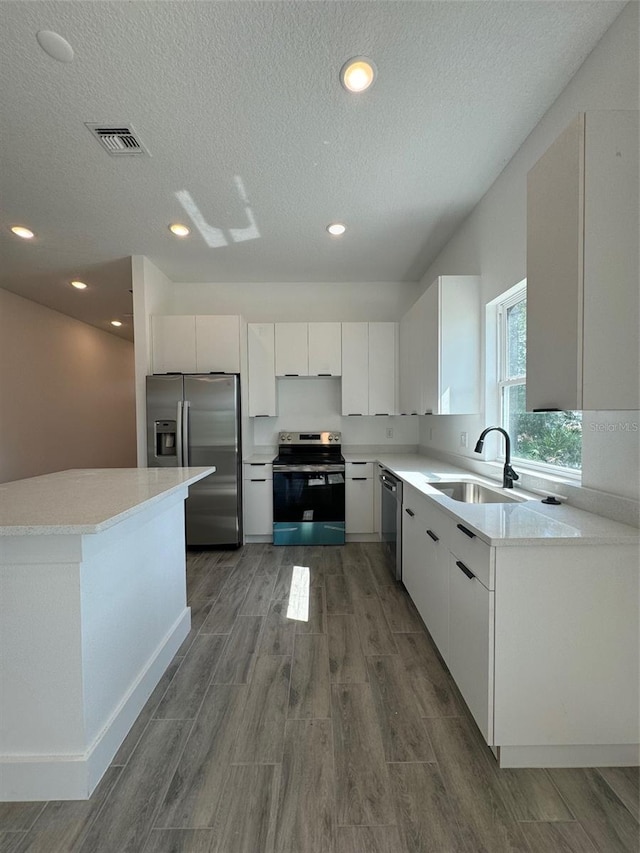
[379,467,403,580]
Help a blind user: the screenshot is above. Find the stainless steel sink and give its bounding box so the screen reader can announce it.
[430,480,524,504]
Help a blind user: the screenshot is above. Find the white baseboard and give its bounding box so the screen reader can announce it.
[497,742,640,768]
[0,608,190,802]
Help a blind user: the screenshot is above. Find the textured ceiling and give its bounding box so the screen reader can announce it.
[0,0,627,340]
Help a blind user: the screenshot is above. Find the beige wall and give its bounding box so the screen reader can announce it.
[0,288,136,483]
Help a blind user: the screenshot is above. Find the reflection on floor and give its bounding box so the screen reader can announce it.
[1,543,638,852]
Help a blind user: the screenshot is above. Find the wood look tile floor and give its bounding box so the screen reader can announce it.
[2,543,639,853]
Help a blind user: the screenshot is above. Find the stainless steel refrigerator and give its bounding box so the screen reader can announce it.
[146,374,242,547]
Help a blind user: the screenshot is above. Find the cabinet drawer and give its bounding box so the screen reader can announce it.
[449,523,493,589]
[243,463,273,481]
[346,461,373,478]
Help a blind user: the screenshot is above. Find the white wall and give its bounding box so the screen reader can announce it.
[0,288,136,483]
[159,280,418,322]
[253,377,418,450]
[132,255,173,465]
[417,2,640,508]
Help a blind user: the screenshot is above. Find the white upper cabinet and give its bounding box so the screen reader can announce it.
[195,315,240,373]
[399,309,422,415]
[341,322,369,415]
[400,276,480,415]
[368,322,398,415]
[527,110,639,411]
[341,322,398,416]
[151,315,196,373]
[275,323,308,376]
[247,323,277,417]
[275,322,342,376]
[308,322,342,375]
[151,315,241,374]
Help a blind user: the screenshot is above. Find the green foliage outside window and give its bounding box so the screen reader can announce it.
[501,292,582,471]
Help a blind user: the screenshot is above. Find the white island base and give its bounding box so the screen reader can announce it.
[0,468,213,801]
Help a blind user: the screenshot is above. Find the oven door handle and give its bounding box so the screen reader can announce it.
[273,465,345,473]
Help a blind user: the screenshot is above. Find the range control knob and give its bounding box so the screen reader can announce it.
[279,432,286,441]
[287,434,292,441]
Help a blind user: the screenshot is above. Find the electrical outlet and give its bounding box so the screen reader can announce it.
[460,431,468,448]
[386,427,394,439]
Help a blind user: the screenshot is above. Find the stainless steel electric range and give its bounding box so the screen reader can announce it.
[272,431,345,545]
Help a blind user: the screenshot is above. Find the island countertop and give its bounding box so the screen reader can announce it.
[0,467,215,536]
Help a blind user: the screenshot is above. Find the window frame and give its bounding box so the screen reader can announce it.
[495,282,582,479]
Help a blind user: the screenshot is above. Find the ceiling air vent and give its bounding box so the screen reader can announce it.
[85,123,149,156]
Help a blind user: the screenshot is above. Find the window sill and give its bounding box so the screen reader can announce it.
[487,459,581,489]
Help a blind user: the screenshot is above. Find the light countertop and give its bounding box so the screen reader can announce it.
[243,454,276,464]
[376,454,639,547]
[0,467,215,536]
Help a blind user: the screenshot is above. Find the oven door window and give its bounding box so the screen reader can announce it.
[273,471,345,523]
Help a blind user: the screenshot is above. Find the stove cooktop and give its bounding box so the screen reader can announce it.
[273,430,344,466]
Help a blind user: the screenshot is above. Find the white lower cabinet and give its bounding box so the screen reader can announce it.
[402,486,450,658]
[400,484,640,766]
[243,464,273,538]
[345,462,374,534]
[448,551,494,743]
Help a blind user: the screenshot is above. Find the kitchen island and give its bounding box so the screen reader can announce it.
[0,467,214,801]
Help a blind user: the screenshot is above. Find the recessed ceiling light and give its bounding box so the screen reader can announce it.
[111,320,123,327]
[169,223,190,237]
[70,280,87,290]
[10,226,35,240]
[340,57,376,93]
[327,223,346,236]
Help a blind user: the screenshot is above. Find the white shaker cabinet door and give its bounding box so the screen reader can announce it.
[151,315,196,373]
[275,323,308,376]
[247,323,276,417]
[420,501,451,662]
[368,322,397,415]
[243,477,273,536]
[341,322,369,416]
[448,552,494,744]
[345,475,374,534]
[195,315,240,373]
[308,322,342,376]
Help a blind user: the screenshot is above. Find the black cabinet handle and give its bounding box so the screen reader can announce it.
[456,560,475,580]
[254,414,270,418]
[352,477,367,481]
[347,413,362,416]
[374,413,389,416]
[457,523,476,539]
[405,508,415,517]
[532,407,561,412]
[249,463,266,466]
[426,529,439,542]
[284,373,299,377]
[250,478,267,482]
[351,461,367,465]
[317,373,332,376]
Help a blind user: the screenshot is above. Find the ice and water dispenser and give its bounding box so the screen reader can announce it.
[154,420,177,457]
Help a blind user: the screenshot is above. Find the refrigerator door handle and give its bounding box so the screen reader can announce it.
[176,401,184,466]
[182,400,190,466]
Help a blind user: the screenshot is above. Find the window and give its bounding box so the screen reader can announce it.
[497,283,581,473]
